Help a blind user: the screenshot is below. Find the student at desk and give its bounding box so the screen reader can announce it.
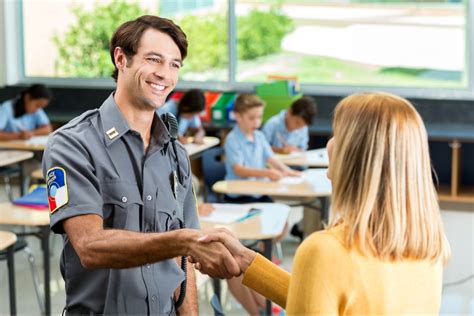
[224,94,300,203]
[262,96,317,154]
[0,84,53,141]
[198,92,451,315]
[157,89,206,144]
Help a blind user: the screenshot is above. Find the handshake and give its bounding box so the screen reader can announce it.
[184,228,257,279]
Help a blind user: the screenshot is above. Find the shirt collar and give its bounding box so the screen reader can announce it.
[233,125,255,144]
[99,92,171,148]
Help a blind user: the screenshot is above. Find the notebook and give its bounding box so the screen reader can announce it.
[12,185,49,209]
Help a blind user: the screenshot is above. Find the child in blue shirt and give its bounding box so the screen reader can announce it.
[225,94,300,203]
[0,84,53,141]
[263,96,317,154]
[157,89,206,144]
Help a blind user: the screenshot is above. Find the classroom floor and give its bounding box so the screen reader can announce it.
[0,186,472,315]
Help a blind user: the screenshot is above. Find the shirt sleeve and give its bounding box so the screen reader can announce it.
[224,133,245,169]
[42,131,104,234]
[242,254,290,309]
[285,232,352,315]
[299,127,309,151]
[0,103,9,130]
[34,109,50,127]
[262,120,276,146]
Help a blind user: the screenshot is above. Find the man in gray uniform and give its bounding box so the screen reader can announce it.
[42,15,239,315]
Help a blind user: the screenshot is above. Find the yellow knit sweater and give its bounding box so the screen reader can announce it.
[242,224,443,315]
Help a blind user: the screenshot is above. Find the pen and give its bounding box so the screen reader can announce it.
[237,209,261,223]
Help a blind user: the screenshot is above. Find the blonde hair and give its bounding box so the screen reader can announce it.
[233,94,265,114]
[329,92,450,263]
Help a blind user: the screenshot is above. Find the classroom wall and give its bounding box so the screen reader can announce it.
[1,85,473,187]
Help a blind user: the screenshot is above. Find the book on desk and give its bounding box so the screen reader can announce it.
[12,185,49,210]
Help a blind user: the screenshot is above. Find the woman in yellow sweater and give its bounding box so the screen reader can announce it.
[197,92,451,314]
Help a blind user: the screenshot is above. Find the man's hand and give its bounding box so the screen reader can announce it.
[186,229,241,279]
[192,228,257,274]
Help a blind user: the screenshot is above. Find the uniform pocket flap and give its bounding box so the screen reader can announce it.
[101,181,143,207]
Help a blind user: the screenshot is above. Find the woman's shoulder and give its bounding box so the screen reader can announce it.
[299,224,349,256]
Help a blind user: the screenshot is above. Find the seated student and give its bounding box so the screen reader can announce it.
[198,203,266,316]
[0,84,53,141]
[224,94,300,203]
[263,96,317,154]
[197,92,451,315]
[157,89,206,144]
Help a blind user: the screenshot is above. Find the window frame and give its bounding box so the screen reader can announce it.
[3,0,474,100]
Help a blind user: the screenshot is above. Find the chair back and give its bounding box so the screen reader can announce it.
[201,146,226,202]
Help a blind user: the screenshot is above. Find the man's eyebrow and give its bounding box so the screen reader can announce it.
[145,52,183,64]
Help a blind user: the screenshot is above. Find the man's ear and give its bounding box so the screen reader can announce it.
[114,47,127,70]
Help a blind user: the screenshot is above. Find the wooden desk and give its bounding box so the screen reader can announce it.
[200,203,290,316]
[184,136,220,159]
[0,204,51,315]
[0,150,34,167]
[0,231,17,315]
[274,148,329,168]
[212,169,331,199]
[0,136,49,151]
[200,202,290,240]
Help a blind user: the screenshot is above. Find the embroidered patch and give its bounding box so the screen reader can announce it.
[46,167,69,214]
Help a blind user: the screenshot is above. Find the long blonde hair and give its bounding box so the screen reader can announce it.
[329,92,450,263]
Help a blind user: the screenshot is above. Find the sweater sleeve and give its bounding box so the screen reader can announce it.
[242,253,290,308]
[286,231,351,315]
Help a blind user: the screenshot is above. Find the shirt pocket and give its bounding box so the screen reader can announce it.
[155,181,187,232]
[101,181,143,231]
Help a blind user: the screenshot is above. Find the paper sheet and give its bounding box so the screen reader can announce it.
[200,204,254,224]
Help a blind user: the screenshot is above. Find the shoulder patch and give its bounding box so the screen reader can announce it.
[46,167,69,214]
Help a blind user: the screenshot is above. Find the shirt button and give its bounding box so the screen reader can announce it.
[121,196,127,203]
[147,195,152,201]
[147,264,151,269]
[151,295,157,302]
[172,210,176,216]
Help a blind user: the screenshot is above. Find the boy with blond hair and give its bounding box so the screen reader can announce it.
[224,94,299,202]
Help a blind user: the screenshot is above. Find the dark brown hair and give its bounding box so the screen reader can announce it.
[233,94,265,114]
[109,15,188,81]
[290,96,317,125]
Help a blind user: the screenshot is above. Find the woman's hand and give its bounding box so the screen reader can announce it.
[192,228,257,273]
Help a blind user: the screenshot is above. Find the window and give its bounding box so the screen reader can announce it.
[235,0,467,89]
[21,0,228,82]
[13,0,473,98]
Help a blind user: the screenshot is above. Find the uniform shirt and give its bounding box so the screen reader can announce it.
[42,93,199,315]
[156,99,201,136]
[224,125,273,198]
[262,110,309,151]
[0,99,50,132]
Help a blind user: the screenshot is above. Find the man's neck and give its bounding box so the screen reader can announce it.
[114,90,155,149]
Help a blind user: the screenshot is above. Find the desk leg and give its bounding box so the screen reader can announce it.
[41,226,51,316]
[263,239,273,316]
[7,244,16,315]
